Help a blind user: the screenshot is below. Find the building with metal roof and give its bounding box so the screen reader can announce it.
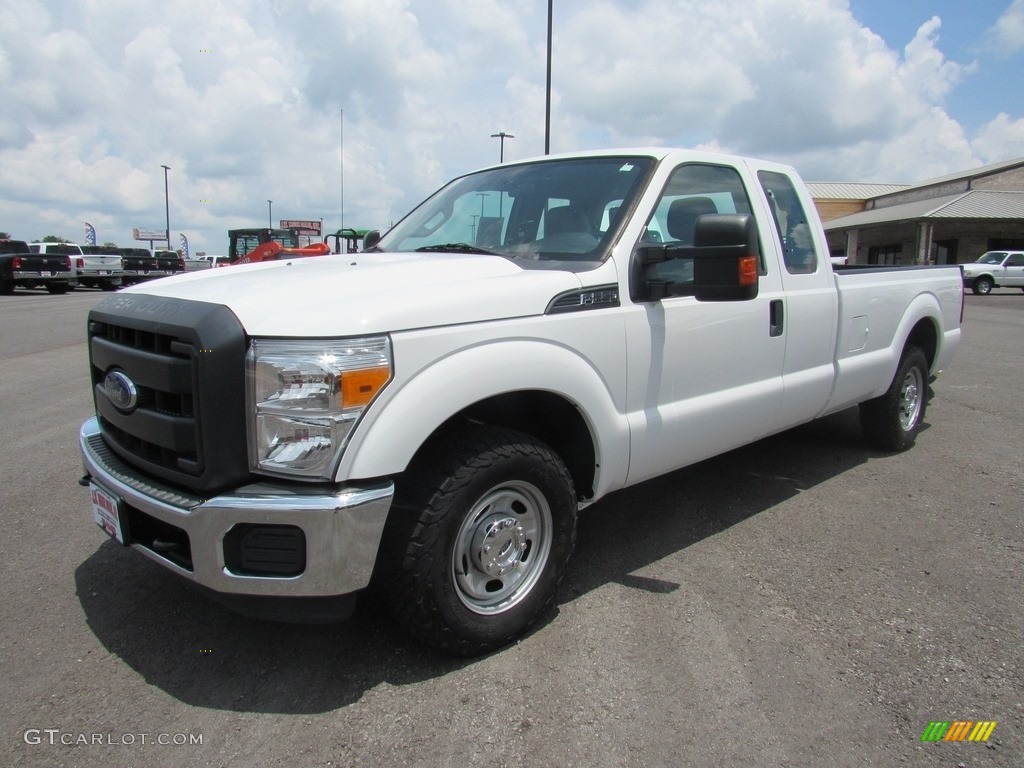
[810,157,1024,266]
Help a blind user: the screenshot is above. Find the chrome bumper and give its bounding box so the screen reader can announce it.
[79,417,393,598]
[13,270,69,281]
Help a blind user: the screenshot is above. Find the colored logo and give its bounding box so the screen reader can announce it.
[104,370,139,413]
[921,721,996,742]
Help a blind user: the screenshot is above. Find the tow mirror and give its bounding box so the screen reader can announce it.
[632,213,759,302]
[690,214,759,302]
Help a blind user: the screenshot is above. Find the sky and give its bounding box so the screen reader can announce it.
[1,0,1023,255]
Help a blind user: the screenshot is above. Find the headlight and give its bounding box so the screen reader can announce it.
[247,337,392,478]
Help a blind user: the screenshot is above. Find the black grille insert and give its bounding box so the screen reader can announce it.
[87,294,250,496]
[224,524,307,577]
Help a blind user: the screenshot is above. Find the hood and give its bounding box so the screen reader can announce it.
[124,252,584,336]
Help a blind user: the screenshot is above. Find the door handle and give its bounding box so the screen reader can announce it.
[770,299,784,337]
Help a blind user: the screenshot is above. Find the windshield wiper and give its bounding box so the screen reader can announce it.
[414,243,499,255]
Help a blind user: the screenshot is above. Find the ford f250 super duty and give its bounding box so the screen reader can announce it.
[78,148,963,655]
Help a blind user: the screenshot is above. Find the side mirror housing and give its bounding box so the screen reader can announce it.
[363,230,382,250]
[691,214,759,302]
[631,213,760,302]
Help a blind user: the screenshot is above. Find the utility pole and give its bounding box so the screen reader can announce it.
[545,0,553,154]
[161,165,171,249]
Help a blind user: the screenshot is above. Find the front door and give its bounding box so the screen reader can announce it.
[624,162,787,485]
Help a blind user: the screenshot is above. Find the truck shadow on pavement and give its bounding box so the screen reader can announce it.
[74,406,901,715]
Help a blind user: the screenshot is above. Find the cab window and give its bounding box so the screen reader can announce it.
[757,171,818,275]
[640,163,755,296]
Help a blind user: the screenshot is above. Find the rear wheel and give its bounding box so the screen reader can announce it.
[973,277,993,295]
[377,426,577,655]
[45,282,69,295]
[0,279,13,295]
[860,346,928,451]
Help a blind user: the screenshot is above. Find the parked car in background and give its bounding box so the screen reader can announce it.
[183,255,231,271]
[961,250,1024,294]
[0,239,72,294]
[155,250,187,278]
[80,245,126,290]
[30,241,123,291]
[120,247,184,285]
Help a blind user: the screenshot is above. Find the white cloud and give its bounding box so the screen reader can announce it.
[988,0,1024,52]
[972,112,1024,160]
[0,0,1020,249]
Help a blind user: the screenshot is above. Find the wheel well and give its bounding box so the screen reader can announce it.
[905,318,938,369]
[408,391,597,501]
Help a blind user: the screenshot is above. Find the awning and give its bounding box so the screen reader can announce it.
[825,190,1024,231]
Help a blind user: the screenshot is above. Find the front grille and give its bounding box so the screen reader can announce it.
[87,294,250,496]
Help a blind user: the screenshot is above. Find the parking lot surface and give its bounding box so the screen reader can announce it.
[1,287,1021,767]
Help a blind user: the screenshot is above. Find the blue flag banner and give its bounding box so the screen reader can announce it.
[179,233,190,259]
[84,222,96,246]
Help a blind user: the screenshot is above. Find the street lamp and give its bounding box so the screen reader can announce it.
[490,131,515,163]
[267,200,273,228]
[161,165,171,249]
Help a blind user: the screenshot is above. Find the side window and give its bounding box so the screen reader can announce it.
[757,170,818,274]
[641,163,755,296]
[1006,253,1024,267]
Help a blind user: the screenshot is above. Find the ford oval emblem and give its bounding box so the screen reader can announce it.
[104,370,138,413]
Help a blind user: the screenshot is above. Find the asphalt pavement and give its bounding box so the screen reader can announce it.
[1,286,1021,768]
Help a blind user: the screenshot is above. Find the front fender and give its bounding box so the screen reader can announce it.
[339,338,629,500]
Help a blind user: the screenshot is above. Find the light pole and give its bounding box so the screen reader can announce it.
[490,131,515,163]
[267,200,273,228]
[545,0,553,154]
[161,165,171,249]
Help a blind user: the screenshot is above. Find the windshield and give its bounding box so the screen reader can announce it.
[376,156,655,267]
[977,252,1006,264]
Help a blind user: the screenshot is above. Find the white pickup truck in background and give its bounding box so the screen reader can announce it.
[183,255,231,271]
[78,148,962,655]
[961,250,1024,294]
[30,241,124,291]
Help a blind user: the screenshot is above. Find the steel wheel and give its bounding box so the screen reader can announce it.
[860,345,929,451]
[451,479,552,615]
[975,277,993,295]
[897,365,924,432]
[377,425,577,655]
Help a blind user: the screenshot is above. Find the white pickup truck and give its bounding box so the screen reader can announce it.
[961,250,1024,294]
[78,148,962,655]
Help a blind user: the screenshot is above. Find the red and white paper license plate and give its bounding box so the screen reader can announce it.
[89,482,126,544]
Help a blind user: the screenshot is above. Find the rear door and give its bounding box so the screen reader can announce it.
[753,166,838,427]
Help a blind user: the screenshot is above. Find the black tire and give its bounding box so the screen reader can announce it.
[0,279,13,295]
[101,280,119,291]
[377,425,577,656]
[860,346,928,451]
[973,277,993,295]
[45,282,69,295]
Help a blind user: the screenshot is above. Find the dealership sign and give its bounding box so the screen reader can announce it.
[280,219,322,236]
[132,228,168,242]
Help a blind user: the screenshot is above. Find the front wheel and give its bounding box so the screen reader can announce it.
[377,426,577,655]
[860,346,928,451]
[973,277,993,295]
